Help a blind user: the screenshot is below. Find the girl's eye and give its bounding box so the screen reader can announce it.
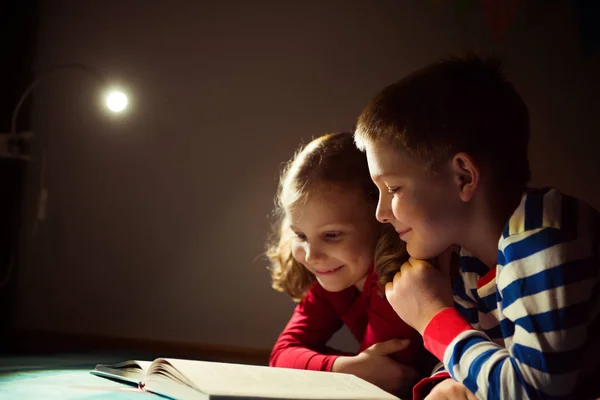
[294,232,307,241]
[387,186,401,194]
[324,232,342,240]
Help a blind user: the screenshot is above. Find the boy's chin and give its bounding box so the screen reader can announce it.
[406,242,444,261]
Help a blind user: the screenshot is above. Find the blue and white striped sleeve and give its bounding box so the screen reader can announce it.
[422,209,600,399]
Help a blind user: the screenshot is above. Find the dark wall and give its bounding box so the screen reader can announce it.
[0,0,40,352]
[11,0,600,352]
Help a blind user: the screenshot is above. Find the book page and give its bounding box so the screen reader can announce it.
[133,361,153,371]
[91,360,152,385]
[153,359,398,400]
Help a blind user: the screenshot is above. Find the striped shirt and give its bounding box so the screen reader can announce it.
[422,188,600,399]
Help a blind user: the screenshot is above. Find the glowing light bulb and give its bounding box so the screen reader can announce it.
[106,91,128,112]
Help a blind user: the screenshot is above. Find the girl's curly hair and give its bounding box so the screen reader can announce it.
[266,132,408,301]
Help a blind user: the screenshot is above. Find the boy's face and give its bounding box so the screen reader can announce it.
[365,140,467,260]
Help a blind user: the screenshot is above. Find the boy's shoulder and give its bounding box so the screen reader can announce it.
[498,187,599,262]
[502,187,598,238]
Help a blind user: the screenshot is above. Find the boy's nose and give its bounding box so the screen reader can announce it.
[376,197,393,223]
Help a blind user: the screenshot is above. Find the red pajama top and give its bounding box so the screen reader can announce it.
[270,266,431,374]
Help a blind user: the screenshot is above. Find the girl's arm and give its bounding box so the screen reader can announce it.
[270,285,345,371]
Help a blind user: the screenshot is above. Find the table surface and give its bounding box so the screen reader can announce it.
[0,353,157,399]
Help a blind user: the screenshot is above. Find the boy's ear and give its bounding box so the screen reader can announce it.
[450,152,479,202]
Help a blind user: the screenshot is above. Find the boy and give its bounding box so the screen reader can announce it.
[354,54,600,399]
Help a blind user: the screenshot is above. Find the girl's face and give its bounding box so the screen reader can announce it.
[287,185,380,292]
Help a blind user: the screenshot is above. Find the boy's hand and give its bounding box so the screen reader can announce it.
[332,339,419,396]
[385,255,455,335]
[425,378,477,400]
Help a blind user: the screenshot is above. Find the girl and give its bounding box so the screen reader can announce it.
[266,132,435,396]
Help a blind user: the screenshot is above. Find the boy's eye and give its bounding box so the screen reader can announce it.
[387,186,401,194]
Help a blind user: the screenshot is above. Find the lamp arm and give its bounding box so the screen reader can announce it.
[11,62,107,137]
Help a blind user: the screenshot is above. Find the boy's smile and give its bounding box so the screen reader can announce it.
[396,227,412,238]
[364,140,467,260]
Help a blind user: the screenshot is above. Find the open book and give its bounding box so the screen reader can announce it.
[90,358,400,399]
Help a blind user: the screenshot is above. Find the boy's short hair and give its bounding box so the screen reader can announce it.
[355,53,531,191]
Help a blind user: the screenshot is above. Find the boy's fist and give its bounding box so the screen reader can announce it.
[385,257,455,335]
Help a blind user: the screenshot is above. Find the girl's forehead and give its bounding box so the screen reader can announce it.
[287,188,372,227]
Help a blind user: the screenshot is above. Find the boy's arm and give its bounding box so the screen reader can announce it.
[412,362,451,399]
[412,262,479,399]
[423,226,599,399]
[269,287,345,371]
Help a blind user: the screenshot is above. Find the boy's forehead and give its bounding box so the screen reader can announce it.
[365,141,414,178]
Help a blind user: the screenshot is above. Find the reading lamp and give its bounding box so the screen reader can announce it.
[0,62,130,289]
[1,62,128,160]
